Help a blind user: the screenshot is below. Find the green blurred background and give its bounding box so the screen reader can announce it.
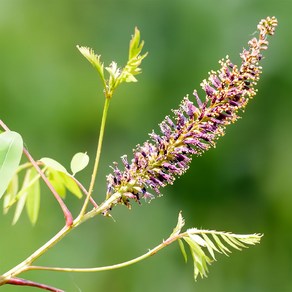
[0,0,291,291]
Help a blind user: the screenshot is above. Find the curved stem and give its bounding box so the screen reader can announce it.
[0,191,122,286]
[7,277,64,292]
[20,231,184,274]
[0,225,71,284]
[78,97,111,217]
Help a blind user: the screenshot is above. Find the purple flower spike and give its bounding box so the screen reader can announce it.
[106,17,277,208]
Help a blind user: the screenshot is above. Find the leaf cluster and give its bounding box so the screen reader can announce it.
[171,213,262,280]
[77,27,147,98]
[1,140,89,225]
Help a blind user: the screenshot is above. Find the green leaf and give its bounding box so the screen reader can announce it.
[189,233,207,247]
[182,229,262,280]
[4,169,41,209]
[201,233,220,260]
[129,27,144,60]
[12,169,31,225]
[211,233,231,256]
[230,233,262,245]
[0,131,23,199]
[70,152,89,176]
[59,172,82,198]
[25,168,40,225]
[77,46,105,82]
[3,174,19,214]
[183,236,212,280]
[117,27,148,86]
[40,157,68,174]
[170,211,185,237]
[47,169,82,199]
[48,172,66,198]
[178,238,188,263]
[12,189,27,225]
[221,234,243,251]
[41,158,82,197]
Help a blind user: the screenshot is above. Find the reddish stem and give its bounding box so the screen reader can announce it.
[71,175,99,208]
[0,119,73,226]
[7,277,64,292]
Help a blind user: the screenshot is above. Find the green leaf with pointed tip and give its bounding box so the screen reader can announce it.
[12,169,31,225]
[77,46,105,82]
[129,27,143,60]
[182,229,262,280]
[26,168,40,225]
[211,233,231,256]
[40,157,68,174]
[117,27,148,86]
[48,172,66,198]
[4,169,40,209]
[178,238,188,263]
[231,233,262,245]
[59,172,82,198]
[183,237,212,280]
[41,157,83,197]
[170,211,185,237]
[70,152,89,176]
[201,233,220,260]
[3,174,19,214]
[0,131,23,199]
[221,234,243,251]
[47,169,82,199]
[226,235,247,249]
[189,233,207,247]
[12,189,27,225]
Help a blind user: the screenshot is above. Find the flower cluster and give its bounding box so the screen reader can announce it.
[106,17,278,208]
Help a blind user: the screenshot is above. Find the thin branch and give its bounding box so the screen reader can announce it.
[7,277,64,292]
[24,229,262,276]
[27,231,180,273]
[70,174,98,208]
[0,192,122,286]
[78,97,111,217]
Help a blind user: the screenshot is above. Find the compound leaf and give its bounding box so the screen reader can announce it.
[183,229,262,280]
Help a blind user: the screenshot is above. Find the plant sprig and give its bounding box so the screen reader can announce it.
[77,27,147,99]
[2,212,262,282]
[0,17,277,291]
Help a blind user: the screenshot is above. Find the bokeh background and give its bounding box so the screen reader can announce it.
[0,0,291,291]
